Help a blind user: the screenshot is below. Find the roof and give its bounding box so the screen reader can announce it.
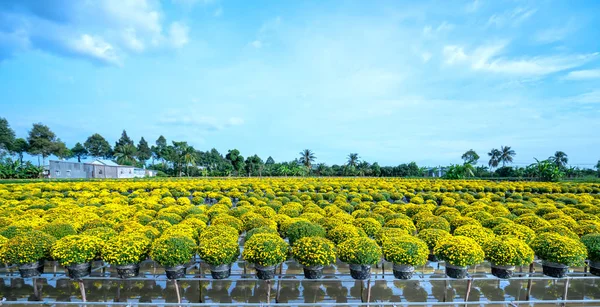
[91,159,119,166]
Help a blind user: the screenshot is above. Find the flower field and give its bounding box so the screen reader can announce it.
[1,178,600,283]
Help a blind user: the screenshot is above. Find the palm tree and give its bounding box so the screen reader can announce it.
[487,149,500,169]
[549,151,568,169]
[347,153,359,167]
[183,146,196,177]
[299,149,316,171]
[498,146,516,167]
[114,144,137,166]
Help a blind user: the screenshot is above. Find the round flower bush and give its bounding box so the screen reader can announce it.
[353,218,382,237]
[374,227,411,246]
[40,223,77,240]
[1,230,55,265]
[483,236,534,266]
[150,235,197,267]
[245,226,278,242]
[198,236,240,266]
[382,235,428,266]
[493,223,536,245]
[454,225,495,247]
[285,221,326,246]
[417,229,452,251]
[327,224,367,245]
[416,216,450,232]
[242,233,289,267]
[536,225,579,240]
[291,237,336,267]
[82,227,117,241]
[434,236,484,267]
[199,225,239,243]
[384,218,416,234]
[337,237,382,265]
[101,233,151,266]
[211,215,243,233]
[531,233,587,266]
[582,233,600,262]
[51,235,104,266]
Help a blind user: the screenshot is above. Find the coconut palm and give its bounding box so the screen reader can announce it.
[549,151,568,169]
[347,153,359,167]
[299,149,316,171]
[114,144,137,166]
[487,149,501,169]
[498,146,516,167]
[183,146,196,177]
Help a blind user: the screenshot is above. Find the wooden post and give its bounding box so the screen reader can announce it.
[199,280,203,303]
[79,280,87,302]
[464,279,473,307]
[562,278,570,307]
[366,279,372,303]
[443,280,448,302]
[526,263,534,301]
[174,280,181,304]
[280,262,283,275]
[382,262,385,277]
[275,279,281,303]
[266,280,271,304]
[33,278,40,301]
[360,280,365,303]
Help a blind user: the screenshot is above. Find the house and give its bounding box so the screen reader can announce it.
[49,159,156,179]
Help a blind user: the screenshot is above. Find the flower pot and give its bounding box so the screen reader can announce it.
[428,253,439,262]
[490,264,515,279]
[209,263,231,279]
[116,263,140,279]
[392,264,415,280]
[589,261,600,277]
[66,262,91,279]
[255,264,276,280]
[164,265,186,280]
[18,260,45,278]
[542,261,569,278]
[303,265,324,279]
[445,264,468,279]
[349,264,371,280]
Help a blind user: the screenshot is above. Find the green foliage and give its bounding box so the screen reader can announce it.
[484,236,534,266]
[40,223,77,239]
[337,237,382,265]
[84,133,113,158]
[417,229,451,251]
[382,235,428,266]
[434,236,485,267]
[102,234,151,265]
[1,230,55,265]
[242,233,289,266]
[532,233,587,266]
[291,237,336,267]
[150,235,197,267]
[285,220,326,246]
[581,233,600,262]
[51,235,104,266]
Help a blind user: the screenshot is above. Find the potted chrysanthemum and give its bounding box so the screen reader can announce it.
[51,235,104,279]
[338,237,382,280]
[382,235,429,279]
[532,233,587,278]
[1,230,55,278]
[150,235,197,279]
[242,233,289,280]
[417,229,451,262]
[291,237,336,279]
[483,235,534,279]
[102,233,151,279]
[434,236,484,279]
[198,235,240,279]
[582,233,600,276]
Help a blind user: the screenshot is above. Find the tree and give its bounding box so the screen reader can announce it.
[487,148,501,169]
[84,134,112,159]
[596,160,600,178]
[347,153,359,167]
[71,142,88,163]
[12,138,29,163]
[136,137,152,166]
[0,117,15,156]
[115,130,134,148]
[183,145,196,177]
[245,154,264,177]
[225,149,245,176]
[27,123,58,166]
[299,149,316,173]
[549,151,568,169]
[53,140,72,160]
[152,135,168,166]
[461,149,480,164]
[114,144,137,166]
[498,146,516,167]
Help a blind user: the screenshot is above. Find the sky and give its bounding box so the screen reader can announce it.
[1,0,599,167]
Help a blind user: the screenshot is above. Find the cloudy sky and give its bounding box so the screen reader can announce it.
[1,0,599,167]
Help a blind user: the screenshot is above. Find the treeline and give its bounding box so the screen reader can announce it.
[1,118,599,180]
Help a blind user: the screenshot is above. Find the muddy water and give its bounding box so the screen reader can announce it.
[1,260,600,306]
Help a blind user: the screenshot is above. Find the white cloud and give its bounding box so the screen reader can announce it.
[564,69,600,80]
[121,28,145,52]
[423,21,454,38]
[69,34,121,65]
[571,91,600,104]
[421,51,432,63]
[443,42,598,76]
[251,40,262,49]
[466,0,481,13]
[487,7,537,28]
[228,117,244,126]
[169,22,189,48]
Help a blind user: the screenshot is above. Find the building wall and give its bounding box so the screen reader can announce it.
[49,161,92,179]
[93,165,118,178]
[117,166,135,178]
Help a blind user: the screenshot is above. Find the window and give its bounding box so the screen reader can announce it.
[99,169,103,175]
[66,170,71,177]
[129,170,132,174]
[55,170,60,177]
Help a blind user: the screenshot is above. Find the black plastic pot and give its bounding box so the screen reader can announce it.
[392,264,415,280]
[490,264,515,279]
[590,261,600,277]
[116,263,140,279]
[445,264,468,279]
[349,264,371,280]
[209,264,231,279]
[67,262,91,279]
[303,265,324,279]
[18,260,45,278]
[255,264,276,280]
[542,261,568,278]
[164,265,186,280]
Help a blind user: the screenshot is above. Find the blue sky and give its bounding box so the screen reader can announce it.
[1,0,599,167]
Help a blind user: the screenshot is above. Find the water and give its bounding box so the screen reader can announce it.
[1,260,600,306]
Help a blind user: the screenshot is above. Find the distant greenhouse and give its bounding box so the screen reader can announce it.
[49,159,156,179]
